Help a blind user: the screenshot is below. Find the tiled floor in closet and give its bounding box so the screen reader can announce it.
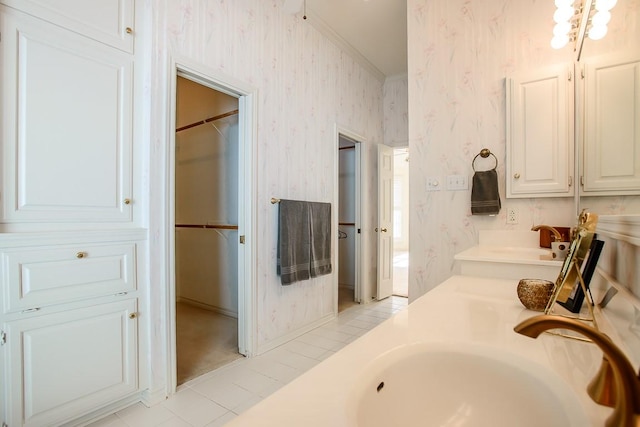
[89,295,408,427]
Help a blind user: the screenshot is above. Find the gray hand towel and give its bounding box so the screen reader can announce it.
[309,202,332,277]
[471,169,501,215]
[277,200,311,285]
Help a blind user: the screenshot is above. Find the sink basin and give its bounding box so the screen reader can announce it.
[348,342,588,427]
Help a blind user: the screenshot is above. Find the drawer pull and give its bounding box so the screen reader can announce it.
[76,251,87,259]
[22,307,40,314]
[129,312,137,319]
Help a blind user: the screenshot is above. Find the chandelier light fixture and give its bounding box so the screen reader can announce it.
[551,0,617,55]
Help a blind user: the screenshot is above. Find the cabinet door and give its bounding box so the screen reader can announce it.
[0,9,133,223]
[506,64,574,198]
[3,299,138,427]
[1,0,135,53]
[582,53,640,194]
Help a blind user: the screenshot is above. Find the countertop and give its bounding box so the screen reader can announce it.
[226,275,611,426]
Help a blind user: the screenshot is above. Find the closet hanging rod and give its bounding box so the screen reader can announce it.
[175,109,239,133]
[175,224,238,230]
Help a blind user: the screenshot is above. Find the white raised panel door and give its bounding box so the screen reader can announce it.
[506,64,574,198]
[582,53,640,194]
[4,299,138,427]
[1,10,133,222]
[377,144,393,301]
[1,0,135,52]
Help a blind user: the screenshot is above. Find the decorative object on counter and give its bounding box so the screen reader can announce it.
[470,148,501,215]
[517,279,555,311]
[558,239,605,313]
[551,241,570,260]
[542,210,601,339]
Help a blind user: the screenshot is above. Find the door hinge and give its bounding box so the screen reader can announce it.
[239,235,245,244]
[1,330,6,345]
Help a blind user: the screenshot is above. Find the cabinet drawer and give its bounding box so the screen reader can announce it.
[1,243,136,313]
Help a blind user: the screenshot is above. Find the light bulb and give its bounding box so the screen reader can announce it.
[553,22,572,36]
[551,34,570,49]
[554,6,575,23]
[591,10,611,26]
[595,0,617,11]
[588,24,608,40]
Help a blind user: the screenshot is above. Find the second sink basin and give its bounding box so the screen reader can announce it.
[348,342,588,427]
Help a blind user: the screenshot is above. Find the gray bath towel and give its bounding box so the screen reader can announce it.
[309,202,332,277]
[471,169,501,215]
[277,200,311,285]
[277,200,332,285]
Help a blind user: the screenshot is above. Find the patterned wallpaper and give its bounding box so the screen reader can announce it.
[384,74,409,147]
[150,0,384,353]
[407,0,640,300]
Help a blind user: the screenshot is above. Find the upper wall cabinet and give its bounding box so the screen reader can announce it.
[1,0,135,53]
[506,64,574,198]
[0,8,133,223]
[580,52,640,195]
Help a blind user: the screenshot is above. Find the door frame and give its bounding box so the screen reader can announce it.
[334,125,363,308]
[165,57,257,392]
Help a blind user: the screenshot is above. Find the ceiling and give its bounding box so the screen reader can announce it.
[283,0,408,79]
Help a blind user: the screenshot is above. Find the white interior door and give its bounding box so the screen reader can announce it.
[377,144,394,300]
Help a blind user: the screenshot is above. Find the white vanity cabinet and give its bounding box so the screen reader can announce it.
[580,52,640,195]
[506,64,575,198]
[0,231,146,427]
[0,1,146,426]
[0,0,134,53]
[0,6,134,223]
[3,299,138,427]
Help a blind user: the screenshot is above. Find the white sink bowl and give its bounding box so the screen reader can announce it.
[348,342,588,427]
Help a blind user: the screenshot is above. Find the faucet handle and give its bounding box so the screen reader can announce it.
[588,356,618,407]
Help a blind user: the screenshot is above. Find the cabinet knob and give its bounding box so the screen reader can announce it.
[76,251,87,259]
[514,173,521,179]
[381,228,388,232]
[129,312,137,319]
[126,27,133,34]
[124,198,132,205]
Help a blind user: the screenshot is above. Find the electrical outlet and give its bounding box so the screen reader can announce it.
[507,207,519,224]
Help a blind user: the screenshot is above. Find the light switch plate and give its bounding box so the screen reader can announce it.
[446,175,468,190]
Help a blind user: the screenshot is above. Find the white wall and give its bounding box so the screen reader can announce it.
[407,0,640,300]
[147,0,384,366]
[384,74,409,147]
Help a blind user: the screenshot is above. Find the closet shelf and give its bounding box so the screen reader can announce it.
[175,224,238,230]
[175,109,239,133]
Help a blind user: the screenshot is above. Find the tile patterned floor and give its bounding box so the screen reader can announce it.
[88,296,408,427]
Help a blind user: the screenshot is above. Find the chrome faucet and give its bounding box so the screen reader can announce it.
[514,315,640,427]
[531,224,564,242]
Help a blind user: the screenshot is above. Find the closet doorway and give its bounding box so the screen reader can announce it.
[337,133,361,312]
[174,75,242,385]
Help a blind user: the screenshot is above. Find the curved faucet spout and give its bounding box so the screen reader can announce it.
[531,224,563,242]
[514,315,640,427]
